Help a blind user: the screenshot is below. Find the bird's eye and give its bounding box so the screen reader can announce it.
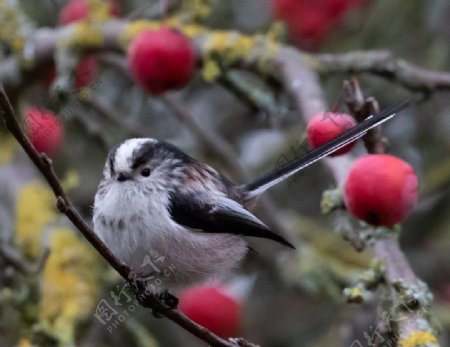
[141,168,151,177]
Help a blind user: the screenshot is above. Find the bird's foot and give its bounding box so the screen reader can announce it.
[149,291,178,318]
[134,288,178,318]
[159,290,179,309]
[127,271,178,318]
[151,309,164,318]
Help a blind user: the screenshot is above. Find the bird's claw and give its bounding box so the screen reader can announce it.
[162,290,179,308]
[150,291,178,318]
[151,309,164,318]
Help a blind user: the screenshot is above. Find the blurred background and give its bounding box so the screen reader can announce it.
[0,0,449,346]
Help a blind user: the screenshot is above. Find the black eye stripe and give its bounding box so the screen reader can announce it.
[132,142,155,169]
[109,156,115,176]
[108,144,119,177]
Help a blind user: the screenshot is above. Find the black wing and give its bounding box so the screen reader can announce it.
[168,190,295,248]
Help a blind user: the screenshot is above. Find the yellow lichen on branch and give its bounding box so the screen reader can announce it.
[119,20,161,47]
[17,338,33,347]
[200,30,280,81]
[39,228,102,345]
[119,20,203,48]
[65,22,105,49]
[15,181,58,258]
[85,0,113,22]
[180,0,213,21]
[0,0,26,52]
[14,179,101,345]
[0,133,17,165]
[399,331,439,347]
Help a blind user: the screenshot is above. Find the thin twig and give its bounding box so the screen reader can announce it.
[342,78,387,154]
[0,85,252,347]
[0,244,50,274]
[80,97,149,138]
[218,71,280,119]
[127,0,179,20]
[162,95,246,178]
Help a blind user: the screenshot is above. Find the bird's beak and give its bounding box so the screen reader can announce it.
[116,173,131,182]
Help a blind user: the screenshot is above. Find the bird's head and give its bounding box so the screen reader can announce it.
[103,138,197,190]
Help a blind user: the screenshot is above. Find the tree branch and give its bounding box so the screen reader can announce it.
[0,243,50,274]
[162,94,246,179]
[0,85,254,347]
[80,97,149,138]
[274,48,440,347]
[313,50,450,92]
[1,22,450,95]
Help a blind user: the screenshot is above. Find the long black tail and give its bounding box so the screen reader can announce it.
[242,97,413,199]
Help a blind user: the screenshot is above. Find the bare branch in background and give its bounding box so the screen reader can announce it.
[218,71,280,122]
[80,97,149,138]
[162,94,246,179]
[0,244,50,274]
[1,23,450,95]
[314,50,450,92]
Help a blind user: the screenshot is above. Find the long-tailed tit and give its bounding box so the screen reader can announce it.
[93,99,410,295]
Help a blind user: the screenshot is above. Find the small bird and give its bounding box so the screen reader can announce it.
[93,100,410,296]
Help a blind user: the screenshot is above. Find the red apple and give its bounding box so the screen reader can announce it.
[127,28,195,95]
[344,154,419,226]
[307,111,357,156]
[179,285,241,338]
[24,107,63,156]
[59,0,120,26]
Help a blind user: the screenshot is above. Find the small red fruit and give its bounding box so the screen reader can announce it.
[127,28,195,95]
[74,55,98,89]
[179,285,241,338]
[307,112,357,156]
[59,0,120,26]
[344,154,419,226]
[271,0,365,49]
[42,63,57,87]
[24,107,63,156]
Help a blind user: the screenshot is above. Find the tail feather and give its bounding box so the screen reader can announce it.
[242,97,413,199]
